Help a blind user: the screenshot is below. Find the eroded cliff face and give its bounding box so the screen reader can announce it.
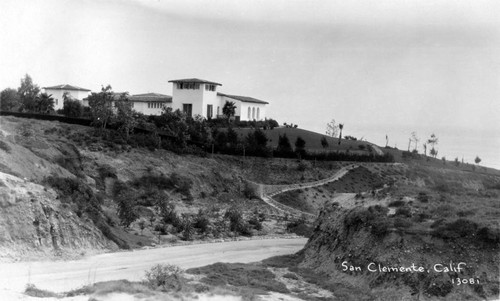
[299,204,499,300]
[0,172,115,262]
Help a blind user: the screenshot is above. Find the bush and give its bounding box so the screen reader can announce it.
[395,207,412,217]
[144,264,184,292]
[417,192,429,203]
[344,205,391,236]
[248,215,263,231]
[388,200,405,207]
[194,210,210,234]
[0,140,11,153]
[393,217,413,229]
[286,216,313,237]
[370,219,391,236]
[62,98,83,117]
[432,219,479,239]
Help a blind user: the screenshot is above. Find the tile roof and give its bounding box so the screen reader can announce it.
[129,93,172,102]
[43,84,91,91]
[217,93,269,104]
[168,78,222,86]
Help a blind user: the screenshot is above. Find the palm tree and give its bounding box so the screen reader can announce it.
[222,101,236,123]
[338,124,344,145]
[35,93,55,114]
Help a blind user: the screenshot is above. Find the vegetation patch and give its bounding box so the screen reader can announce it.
[187,262,289,294]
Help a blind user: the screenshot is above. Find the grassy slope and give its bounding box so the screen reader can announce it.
[233,127,373,154]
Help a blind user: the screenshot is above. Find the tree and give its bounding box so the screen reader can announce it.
[429,147,438,158]
[325,119,339,137]
[385,135,389,148]
[276,134,293,156]
[475,156,481,165]
[158,107,189,149]
[88,85,115,132]
[115,93,137,140]
[427,133,438,158]
[338,124,344,145]
[116,194,138,227]
[0,88,21,111]
[321,136,329,148]
[295,136,306,158]
[222,101,236,123]
[226,127,239,146]
[410,132,419,152]
[62,93,83,117]
[34,93,55,114]
[454,157,460,166]
[17,74,40,112]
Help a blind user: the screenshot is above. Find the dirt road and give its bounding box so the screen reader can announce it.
[0,238,307,295]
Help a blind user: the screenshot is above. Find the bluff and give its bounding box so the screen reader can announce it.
[0,172,115,261]
[298,203,500,300]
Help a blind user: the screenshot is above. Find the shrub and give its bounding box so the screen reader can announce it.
[395,207,412,217]
[432,219,479,239]
[62,98,83,117]
[248,215,263,231]
[393,217,413,229]
[345,205,390,236]
[417,192,429,203]
[24,284,60,298]
[370,219,392,236]
[98,164,117,179]
[194,211,210,234]
[0,140,11,153]
[477,227,500,245]
[286,216,313,237]
[388,200,405,207]
[144,264,184,292]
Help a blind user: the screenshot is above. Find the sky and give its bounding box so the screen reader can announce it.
[1,0,499,168]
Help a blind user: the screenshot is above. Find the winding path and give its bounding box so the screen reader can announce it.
[249,165,358,218]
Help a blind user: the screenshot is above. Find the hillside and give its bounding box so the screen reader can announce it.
[1,116,499,300]
[0,116,347,260]
[265,161,500,300]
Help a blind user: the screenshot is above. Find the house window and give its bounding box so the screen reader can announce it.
[252,107,255,120]
[177,82,200,90]
[183,104,193,117]
[257,108,260,120]
[247,107,251,119]
[207,104,213,119]
[205,84,216,91]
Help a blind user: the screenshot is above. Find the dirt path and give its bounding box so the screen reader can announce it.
[0,238,307,295]
[255,165,357,218]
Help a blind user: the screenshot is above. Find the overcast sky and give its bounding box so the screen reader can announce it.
[1,0,499,168]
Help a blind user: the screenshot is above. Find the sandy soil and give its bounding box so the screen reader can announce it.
[0,238,307,296]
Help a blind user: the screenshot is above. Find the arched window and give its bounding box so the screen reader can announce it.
[248,107,251,119]
[252,107,255,119]
[257,108,260,120]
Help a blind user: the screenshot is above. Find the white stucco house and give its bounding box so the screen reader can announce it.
[128,93,172,115]
[46,78,269,120]
[42,84,91,111]
[168,78,269,121]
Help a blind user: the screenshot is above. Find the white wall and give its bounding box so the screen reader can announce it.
[171,84,204,117]
[132,102,172,115]
[218,95,267,121]
[44,89,90,111]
